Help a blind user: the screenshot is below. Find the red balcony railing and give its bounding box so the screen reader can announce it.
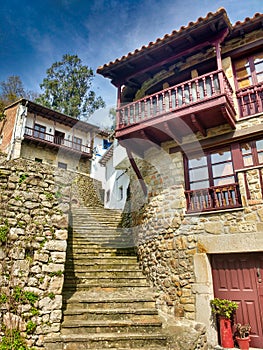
[185,183,241,213]
[236,82,263,118]
[117,69,234,129]
[24,127,92,156]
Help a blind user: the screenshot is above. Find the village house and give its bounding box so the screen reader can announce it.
[98,139,130,209]
[97,8,263,348]
[0,98,100,173]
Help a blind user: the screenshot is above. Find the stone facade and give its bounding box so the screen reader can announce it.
[122,112,263,348]
[0,155,102,348]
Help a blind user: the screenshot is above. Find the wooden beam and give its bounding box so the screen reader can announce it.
[220,106,236,130]
[140,130,160,146]
[163,121,182,144]
[113,40,212,86]
[190,114,207,137]
[126,148,148,196]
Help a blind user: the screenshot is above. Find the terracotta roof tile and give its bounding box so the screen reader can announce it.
[97,8,228,72]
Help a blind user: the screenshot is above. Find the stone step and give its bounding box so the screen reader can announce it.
[63,276,149,287]
[61,319,162,335]
[63,308,159,321]
[64,297,156,310]
[64,269,143,278]
[69,242,134,248]
[63,285,152,292]
[65,256,138,264]
[66,250,136,258]
[45,333,167,349]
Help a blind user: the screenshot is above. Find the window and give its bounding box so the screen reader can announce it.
[35,158,42,163]
[118,186,124,201]
[241,138,263,167]
[185,147,240,212]
[73,136,82,151]
[33,124,46,140]
[58,162,67,170]
[54,131,65,145]
[106,190,110,202]
[235,52,263,89]
[188,147,235,190]
[103,139,112,149]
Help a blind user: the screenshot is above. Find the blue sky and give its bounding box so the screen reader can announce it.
[0,0,262,126]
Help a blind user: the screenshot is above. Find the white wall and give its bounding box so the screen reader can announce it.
[103,140,130,210]
[90,134,109,187]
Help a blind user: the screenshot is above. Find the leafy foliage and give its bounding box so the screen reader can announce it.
[0,329,30,350]
[0,225,9,243]
[210,298,238,319]
[0,76,38,116]
[36,54,105,119]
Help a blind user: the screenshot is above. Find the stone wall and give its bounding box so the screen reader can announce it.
[123,114,263,348]
[0,155,102,349]
[21,142,91,174]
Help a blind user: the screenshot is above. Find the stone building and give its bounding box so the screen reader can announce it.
[97,8,263,348]
[0,99,99,173]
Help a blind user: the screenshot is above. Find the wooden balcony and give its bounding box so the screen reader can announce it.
[116,70,236,146]
[236,82,263,118]
[24,127,92,158]
[185,183,242,213]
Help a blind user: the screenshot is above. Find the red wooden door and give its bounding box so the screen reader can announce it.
[211,253,263,348]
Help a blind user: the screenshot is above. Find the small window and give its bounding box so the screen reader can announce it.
[118,186,123,201]
[73,136,82,151]
[106,190,110,202]
[58,162,67,170]
[35,158,42,163]
[33,124,46,140]
[103,139,112,149]
[241,138,263,167]
[235,52,263,88]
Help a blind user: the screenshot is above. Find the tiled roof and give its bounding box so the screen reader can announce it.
[97,8,262,75]
[97,8,230,72]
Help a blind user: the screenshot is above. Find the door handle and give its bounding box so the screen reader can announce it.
[257,267,262,283]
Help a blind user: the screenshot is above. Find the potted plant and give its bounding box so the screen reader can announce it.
[234,323,251,350]
[210,298,238,348]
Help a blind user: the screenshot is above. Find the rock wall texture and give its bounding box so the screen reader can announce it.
[122,115,263,349]
[0,155,102,349]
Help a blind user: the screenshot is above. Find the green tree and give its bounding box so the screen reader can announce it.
[0,76,38,118]
[36,54,105,119]
[0,75,25,103]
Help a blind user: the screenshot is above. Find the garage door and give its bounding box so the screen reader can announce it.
[211,253,263,348]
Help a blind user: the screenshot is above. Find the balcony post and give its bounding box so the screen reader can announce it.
[116,85,121,128]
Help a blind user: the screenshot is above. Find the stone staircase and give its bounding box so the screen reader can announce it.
[45,206,168,349]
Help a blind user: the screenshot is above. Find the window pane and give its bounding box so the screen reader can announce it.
[213,176,235,186]
[243,155,253,167]
[258,152,263,164]
[254,53,263,82]
[235,58,252,88]
[190,180,209,190]
[188,156,207,168]
[256,139,263,152]
[241,142,252,154]
[212,163,233,177]
[211,149,231,163]
[189,167,208,182]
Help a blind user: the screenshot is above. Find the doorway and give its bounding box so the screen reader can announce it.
[211,253,263,347]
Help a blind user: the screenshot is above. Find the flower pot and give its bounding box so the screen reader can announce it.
[219,317,234,348]
[236,336,250,350]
